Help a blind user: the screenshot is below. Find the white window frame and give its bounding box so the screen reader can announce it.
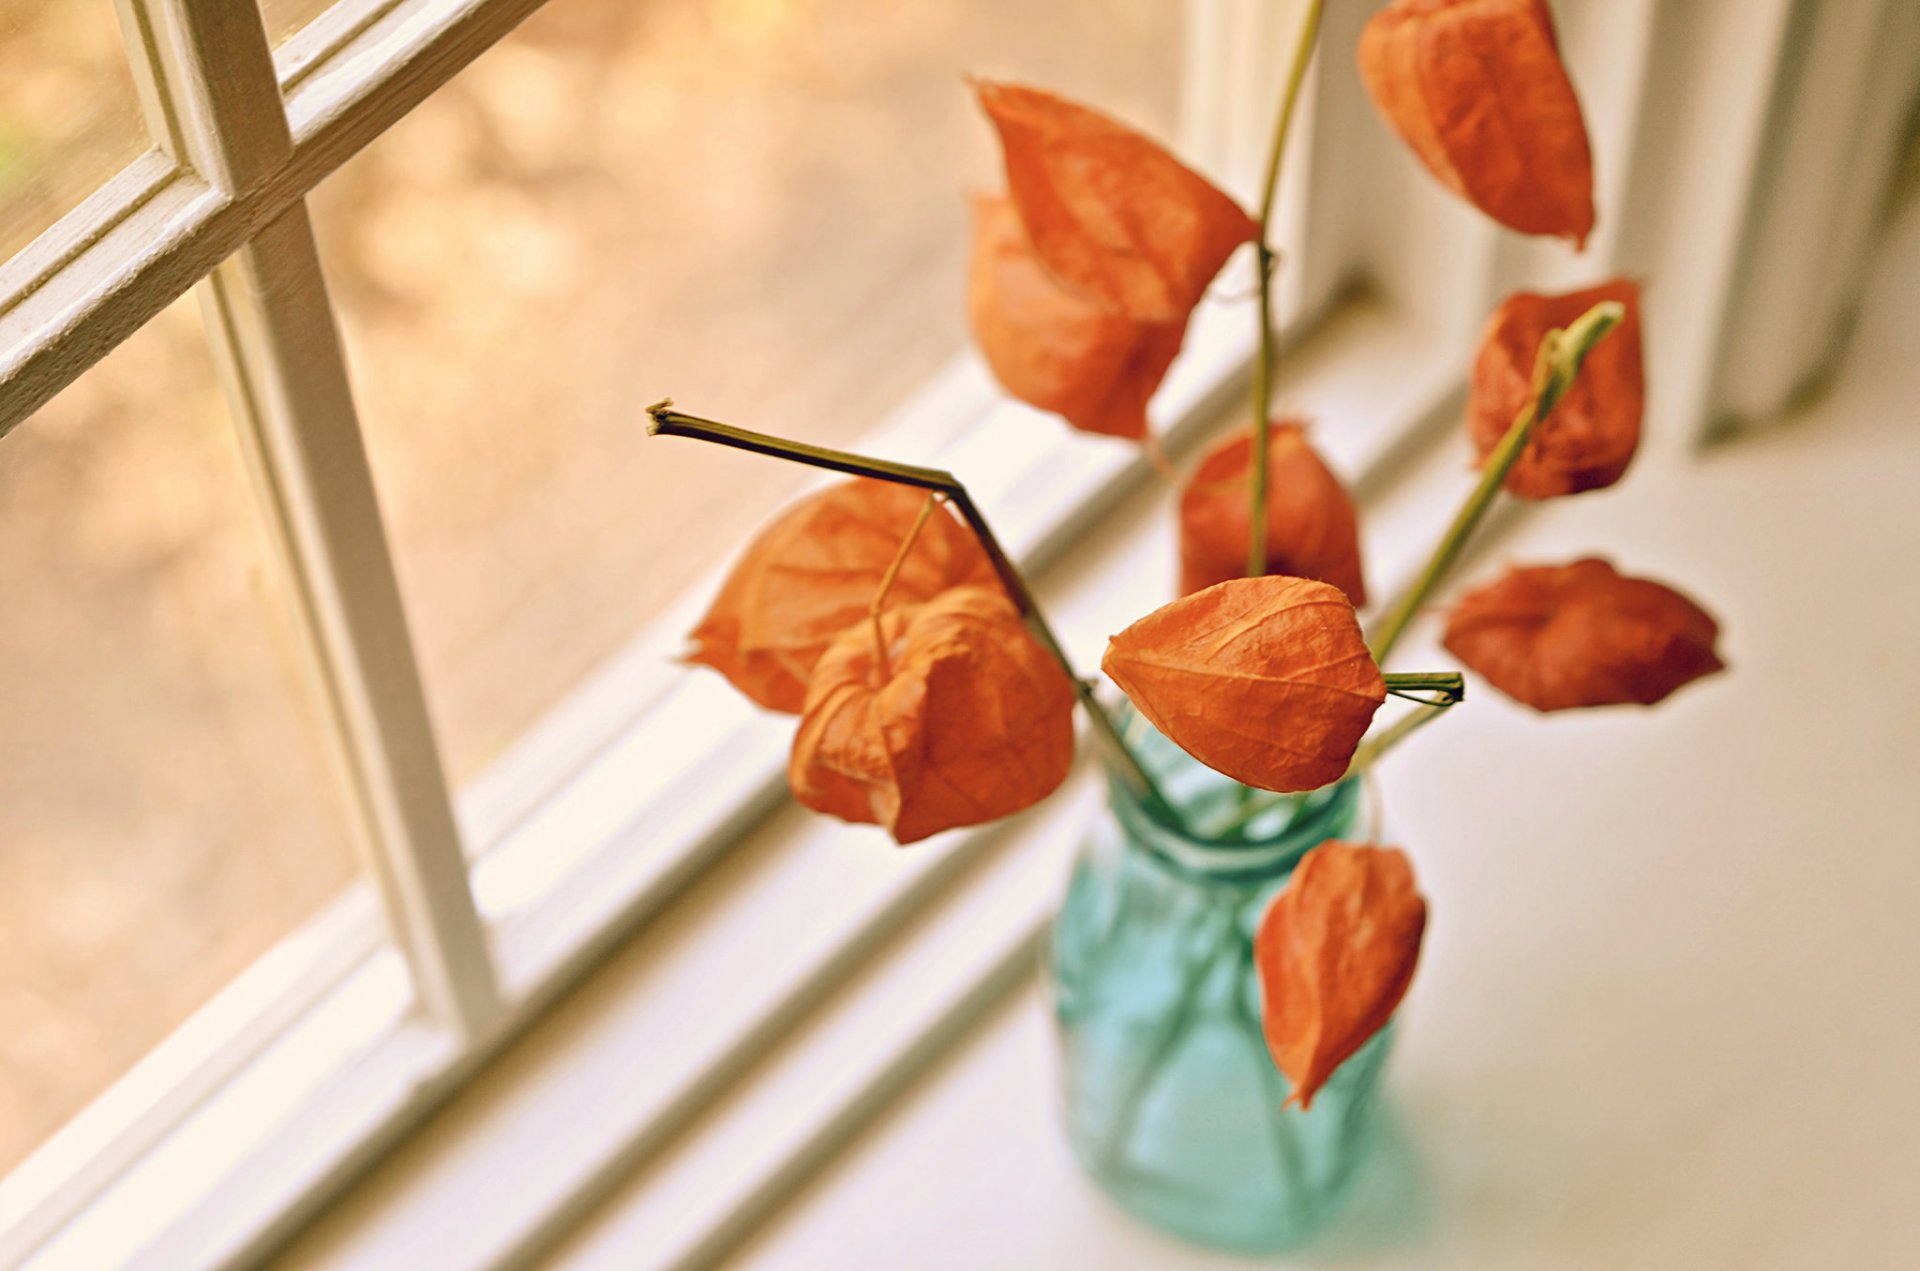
[1,0,1911,1266]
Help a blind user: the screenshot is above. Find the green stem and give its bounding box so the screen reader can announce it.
[1093,900,1240,1177]
[646,401,1177,822]
[1382,670,1465,706]
[1208,685,1462,840]
[1347,702,1447,774]
[1247,0,1327,578]
[1366,300,1626,666]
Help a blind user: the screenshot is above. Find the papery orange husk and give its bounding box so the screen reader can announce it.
[1100,576,1385,792]
[1442,557,1725,712]
[1471,279,1644,499]
[1255,842,1426,1110]
[1357,0,1595,246]
[967,194,1187,441]
[1177,421,1367,604]
[688,479,998,713]
[974,80,1259,323]
[789,586,1076,845]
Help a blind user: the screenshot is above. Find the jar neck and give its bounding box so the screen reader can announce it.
[1106,762,1362,888]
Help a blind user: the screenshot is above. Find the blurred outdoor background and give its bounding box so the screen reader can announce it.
[0,0,1179,1175]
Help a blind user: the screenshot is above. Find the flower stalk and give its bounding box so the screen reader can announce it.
[1247,0,1328,578]
[1367,299,1625,666]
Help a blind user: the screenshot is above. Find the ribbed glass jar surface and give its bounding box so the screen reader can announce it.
[1048,712,1392,1251]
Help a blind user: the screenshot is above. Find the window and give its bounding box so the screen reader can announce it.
[2,0,1910,1265]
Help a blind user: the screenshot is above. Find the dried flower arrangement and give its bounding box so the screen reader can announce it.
[648,0,1723,1123]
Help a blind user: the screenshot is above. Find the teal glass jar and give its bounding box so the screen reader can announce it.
[1048,713,1393,1252]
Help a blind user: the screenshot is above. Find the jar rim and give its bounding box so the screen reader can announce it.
[1102,752,1364,885]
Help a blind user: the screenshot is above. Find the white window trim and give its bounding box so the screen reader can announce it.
[2,0,1912,1266]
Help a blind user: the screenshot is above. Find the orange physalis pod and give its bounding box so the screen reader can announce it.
[1255,842,1427,1110]
[973,80,1259,323]
[1358,0,1595,247]
[967,194,1187,441]
[1443,557,1725,712]
[688,479,998,714]
[1471,280,1644,499]
[1177,421,1367,605]
[789,586,1076,845]
[1100,576,1386,792]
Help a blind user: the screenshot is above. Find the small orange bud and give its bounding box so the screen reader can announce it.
[1472,280,1644,499]
[1443,557,1725,711]
[974,80,1258,323]
[1177,421,1367,605]
[790,587,1076,844]
[1358,0,1595,246]
[967,194,1187,441]
[1101,576,1385,793]
[1255,842,1427,1110]
[688,479,998,713]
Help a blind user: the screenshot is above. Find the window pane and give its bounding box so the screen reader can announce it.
[310,0,1181,784]
[258,0,337,46]
[0,0,149,263]
[0,299,363,1177]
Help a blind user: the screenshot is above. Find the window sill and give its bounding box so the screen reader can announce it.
[667,242,1920,1270]
[254,292,1474,1271]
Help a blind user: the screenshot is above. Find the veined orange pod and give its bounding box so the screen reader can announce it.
[1472,280,1644,499]
[1443,557,1725,711]
[688,479,998,713]
[1177,421,1367,604]
[789,586,1076,845]
[1255,842,1427,1110]
[1358,0,1595,246]
[1100,576,1385,792]
[974,80,1258,323]
[968,194,1187,441]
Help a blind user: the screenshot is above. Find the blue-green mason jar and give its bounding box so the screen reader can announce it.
[1048,712,1393,1252]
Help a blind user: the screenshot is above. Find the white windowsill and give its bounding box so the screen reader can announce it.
[260,291,1478,1271]
[566,206,1920,1271]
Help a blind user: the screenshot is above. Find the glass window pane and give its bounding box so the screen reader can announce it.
[309,0,1181,784]
[0,299,363,1176]
[0,0,149,263]
[259,0,337,47]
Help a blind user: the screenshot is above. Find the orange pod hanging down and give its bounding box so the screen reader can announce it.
[974,80,1259,323]
[1177,421,1367,605]
[1254,842,1427,1110]
[790,586,1076,845]
[968,194,1188,441]
[1471,279,1644,499]
[1443,557,1725,711]
[688,479,998,713]
[1101,576,1385,792]
[1358,0,1595,246]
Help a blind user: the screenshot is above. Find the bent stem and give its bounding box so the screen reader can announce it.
[1247,0,1328,577]
[646,401,1176,822]
[1367,300,1626,666]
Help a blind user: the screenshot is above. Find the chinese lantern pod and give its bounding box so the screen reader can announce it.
[1471,279,1644,499]
[1177,421,1368,605]
[790,586,1076,844]
[688,479,999,713]
[1101,575,1386,793]
[1255,841,1427,1110]
[968,194,1188,441]
[1443,557,1725,711]
[1358,0,1595,246]
[974,80,1259,323]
